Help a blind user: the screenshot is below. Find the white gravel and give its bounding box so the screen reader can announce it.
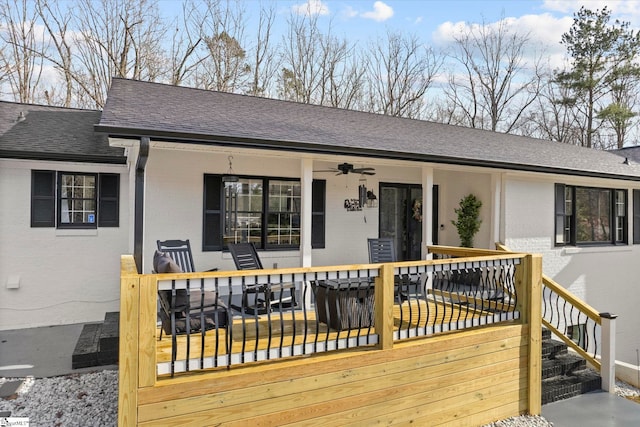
[0,370,118,427]
[1,371,639,426]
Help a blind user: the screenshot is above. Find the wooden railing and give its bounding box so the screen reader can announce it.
[496,243,617,392]
[118,247,543,426]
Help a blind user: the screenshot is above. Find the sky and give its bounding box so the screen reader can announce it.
[219,0,640,70]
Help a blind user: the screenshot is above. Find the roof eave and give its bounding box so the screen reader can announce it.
[0,149,127,165]
[94,125,640,182]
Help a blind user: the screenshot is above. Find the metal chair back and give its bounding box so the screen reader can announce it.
[156,239,196,273]
[368,238,396,263]
[228,243,264,270]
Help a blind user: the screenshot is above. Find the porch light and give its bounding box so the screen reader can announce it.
[222,155,239,182]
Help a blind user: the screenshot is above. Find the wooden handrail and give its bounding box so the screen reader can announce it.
[495,243,601,326]
[495,243,603,371]
[542,275,601,325]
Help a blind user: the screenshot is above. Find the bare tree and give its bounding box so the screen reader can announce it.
[68,0,166,108]
[246,3,277,97]
[36,0,76,107]
[278,12,323,103]
[443,19,542,133]
[366,30,443,118]
[194,0,250,93]
[0,0,46,103]
[530,75,585,144]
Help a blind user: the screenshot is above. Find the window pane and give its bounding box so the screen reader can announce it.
[576,188,610,243]
[59,173,97,227]
[224,178,263,246]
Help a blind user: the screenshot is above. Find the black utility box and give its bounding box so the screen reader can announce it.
[314,280,375,331]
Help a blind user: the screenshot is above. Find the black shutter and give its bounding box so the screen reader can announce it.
[634,189,640,244]
[98,173,120,227]
[311,179,326,249]
[203,175,223,250]
[31,170,55,227]
[554,183,566,245]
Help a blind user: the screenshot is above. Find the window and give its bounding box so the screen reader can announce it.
[30,170,119,228]
[555,184,626,246]
[203,175,325,251]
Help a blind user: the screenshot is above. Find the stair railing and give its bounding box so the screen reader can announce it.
[496,243,617,393]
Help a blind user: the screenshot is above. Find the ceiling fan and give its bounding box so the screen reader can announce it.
[315,162,376,175]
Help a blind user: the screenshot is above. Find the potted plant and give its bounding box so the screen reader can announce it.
[451,194,482,248]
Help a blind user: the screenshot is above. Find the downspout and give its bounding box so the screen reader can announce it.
[134,137,150,273]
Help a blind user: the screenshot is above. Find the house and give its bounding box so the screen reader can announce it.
[2,78,640,370]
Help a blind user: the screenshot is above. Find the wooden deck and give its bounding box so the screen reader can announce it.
[120,250,543,426]
[156,299,496,365]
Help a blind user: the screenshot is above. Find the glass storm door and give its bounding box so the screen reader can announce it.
[379,183,423,261]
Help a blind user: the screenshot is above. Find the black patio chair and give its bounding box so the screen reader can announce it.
[154,239,227,339]
[367,238,419,301]
[228,243,296,314]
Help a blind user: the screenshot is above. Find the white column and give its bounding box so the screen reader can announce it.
[300,158,314,310]
[600,312,617,393]
[490,173,503,248]
[300,158,313,268]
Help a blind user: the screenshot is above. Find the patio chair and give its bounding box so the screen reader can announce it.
[228,242,296,314]
[154,239,228,338]
[367,238,418,301]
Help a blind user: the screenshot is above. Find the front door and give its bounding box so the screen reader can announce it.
[379,183,423,261]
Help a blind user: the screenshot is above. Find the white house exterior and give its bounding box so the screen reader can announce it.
[0,103,129,330]
[2,78,640,369]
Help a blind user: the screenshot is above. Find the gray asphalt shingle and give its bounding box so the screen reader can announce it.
[0,101,124,163]
[97,78,640,180]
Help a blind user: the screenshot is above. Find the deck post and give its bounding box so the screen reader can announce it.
[517,253,542,415]
[600,312,617,393]
[118,255,141,427]
[375,263,395,350]
[138,275,159,388]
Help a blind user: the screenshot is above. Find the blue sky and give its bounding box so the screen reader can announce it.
[213,0,640,69]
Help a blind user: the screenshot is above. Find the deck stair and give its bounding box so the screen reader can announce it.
[72,311,119,369]
[541,327,601,404]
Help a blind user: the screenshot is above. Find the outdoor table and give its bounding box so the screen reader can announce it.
[314,279,375,331]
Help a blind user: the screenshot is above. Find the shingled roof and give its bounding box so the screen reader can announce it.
[0,101,125,164]
[96,78,640,181]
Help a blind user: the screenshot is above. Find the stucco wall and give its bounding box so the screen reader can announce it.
[503,176,640,365]
[0,158,130,330]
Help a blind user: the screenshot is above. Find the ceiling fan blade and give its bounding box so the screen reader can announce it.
[360,171,376,175]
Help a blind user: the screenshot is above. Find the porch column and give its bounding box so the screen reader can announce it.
[422,166,434,259]
[300,158,313,267]
[490,173,503,246]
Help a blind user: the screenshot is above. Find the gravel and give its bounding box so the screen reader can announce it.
[0,370,118,427]
[1,371,638,426]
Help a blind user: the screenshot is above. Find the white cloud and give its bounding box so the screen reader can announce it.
[433,13,574,70]
[292,0,330,17]
[542,0,640,27]
[361,1,394,22]
[342,5,359,19]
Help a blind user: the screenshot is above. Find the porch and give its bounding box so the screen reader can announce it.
[119,246,542,426]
